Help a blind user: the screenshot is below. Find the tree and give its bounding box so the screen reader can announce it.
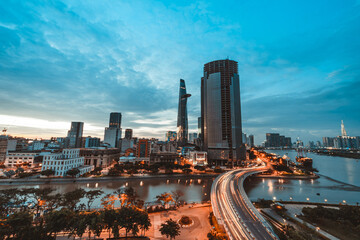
[182,168,192,174]
[43,193,62,211]
[171,190,184,207]
[156,192,175,208]
[87,211,104,239]
[159,218,181,240]
[44,208,74,238]
[85,189,104,210]
[102,209,117,239]
[2,211,34,239]
[194,165,206,171]
[66,168,80,177]
[136,209,151,236]
[101,194,117,210]
[41,169,55,177]
[118,207,139,238]
[61,188,86,210]
[92,166,103,175]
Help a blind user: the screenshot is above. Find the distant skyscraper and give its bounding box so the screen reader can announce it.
[189,133,198,143]
[104,113,122,148]
[201,59,246,166]
[177,79,191,146]
[66,122,84,148]
[109,112,122,128]
[341,120,347,136]
[249,135,254,147]
[125,129,133,139]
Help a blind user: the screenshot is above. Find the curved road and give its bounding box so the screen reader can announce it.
[211,164,278,240]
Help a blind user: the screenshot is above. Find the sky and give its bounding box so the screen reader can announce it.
[0,0,360,145]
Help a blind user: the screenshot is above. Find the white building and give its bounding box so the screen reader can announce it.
[41,149,93,177]
[189,151,208,166]
[4,152,38,167]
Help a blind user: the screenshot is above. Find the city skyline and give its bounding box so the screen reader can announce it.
[1,1,360,144]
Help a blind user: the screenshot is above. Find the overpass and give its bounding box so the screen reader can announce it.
[211,164,278,240]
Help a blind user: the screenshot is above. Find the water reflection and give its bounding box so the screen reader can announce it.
[0,177,214,207]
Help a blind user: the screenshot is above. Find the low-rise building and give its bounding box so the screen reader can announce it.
[41,149,93,177]
[150,152,180,165]
[189,151,208,166]
[4,152,38,167]
[80,148,121,168]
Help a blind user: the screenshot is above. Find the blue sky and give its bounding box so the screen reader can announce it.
[0,0,359,144]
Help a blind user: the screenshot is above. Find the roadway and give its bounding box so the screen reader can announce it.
[211,164,279,240]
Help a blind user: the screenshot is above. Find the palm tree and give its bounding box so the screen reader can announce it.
[159,218,181,240]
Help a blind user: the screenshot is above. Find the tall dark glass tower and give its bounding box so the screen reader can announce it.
[177,79,191,146]
[109,112,122,128]
[66,122,84,148]
[201,59,246,166]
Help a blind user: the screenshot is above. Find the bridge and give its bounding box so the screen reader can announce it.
[211,164,279,240]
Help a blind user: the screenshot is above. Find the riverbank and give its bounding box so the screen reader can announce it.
[0,173,218,185]
[252,173,319,180]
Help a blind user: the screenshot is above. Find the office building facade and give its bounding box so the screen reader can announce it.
[125,129,133,139]
[201,59,246,166]
[66,122,84,148]
[104,112,122,148]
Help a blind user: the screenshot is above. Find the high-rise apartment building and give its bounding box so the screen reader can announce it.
[125,129,133,139]
[66,122,84,148]
[177,79,191,146]
[201,59,246,166]
[136,139,151,157]
[104,113,122,148]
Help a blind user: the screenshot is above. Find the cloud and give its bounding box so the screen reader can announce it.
[0,0,359,145]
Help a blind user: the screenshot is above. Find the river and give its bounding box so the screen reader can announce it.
[1,150,359,205]
[244,149,360,205]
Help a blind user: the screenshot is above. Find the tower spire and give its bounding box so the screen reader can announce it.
[341,120,347,136]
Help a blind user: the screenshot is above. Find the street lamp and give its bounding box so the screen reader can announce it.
[324,199,327,202]
[306,197,310,201]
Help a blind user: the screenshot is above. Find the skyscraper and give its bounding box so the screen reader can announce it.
[341,120,347,136]
[109,112,122,128]
[104,113,122,148]
[125,129,133,139]
[66,122,84,148]
[201,59,246,166]
[177,79,191,146]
